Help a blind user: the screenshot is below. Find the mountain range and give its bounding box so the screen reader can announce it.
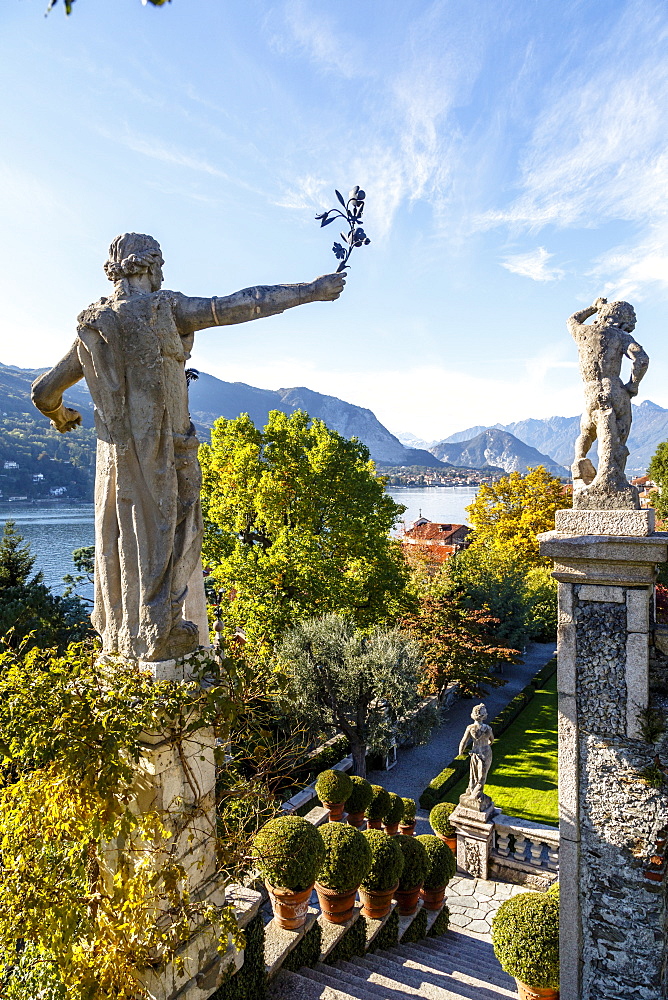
[429,429,568,478]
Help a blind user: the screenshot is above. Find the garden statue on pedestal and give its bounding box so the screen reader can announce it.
[568,296,648,509]
[458,702,494,811]
[31,232,345,662]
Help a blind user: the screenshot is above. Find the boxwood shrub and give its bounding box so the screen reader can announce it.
[491,891,559,989]
[345,775,374,815]
[368,908,399,952]
[382,792,405,826]
[396,835,429,890]
[317,823,372,892]
[419,755,468,810]
[211,911,266,1000]
[315,768,353,805]
[365,784,391,821]
[415,834,456,890]
[401,798,417,824]
[282,920,322,972]
[360,829,404,891]
[429,801,456,838]
[428,904,450,937]
[400,906,427,944]
[253,816,325,891]
[324,915,367,964]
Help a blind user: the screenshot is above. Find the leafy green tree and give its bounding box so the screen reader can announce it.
[648,441,668,524]
[0,521,91,650]
[446,545,531,649]
[199,410,408,657]
[465,466,568,565]
[278,613,424,777]
[523,565,558,642]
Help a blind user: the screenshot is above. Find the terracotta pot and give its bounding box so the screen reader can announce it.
[324,801,345,822]
[347,810,366,828]
[394,884,422,916]
[383,822,400,836]
[514,981,559,1000]
[266,882,313,930]
[436,832,458,853]
[315,883,358,924]
[420,885,446,911]
[644,867,664,882]
[399,822,416,836]
[358,883,399,920]
[366,818,383,829]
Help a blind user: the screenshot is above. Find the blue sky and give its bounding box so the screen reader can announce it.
[2,0,668,440]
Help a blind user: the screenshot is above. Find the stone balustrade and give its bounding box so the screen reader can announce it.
[490,813,559,889]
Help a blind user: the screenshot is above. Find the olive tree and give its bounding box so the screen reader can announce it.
[278,613,425,777]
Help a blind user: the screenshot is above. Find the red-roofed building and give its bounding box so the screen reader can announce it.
[400,518,470,569]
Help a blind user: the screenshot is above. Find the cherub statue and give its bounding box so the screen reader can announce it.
[459,703,494,800]
[31,233,345,662]
[567,297,648,509]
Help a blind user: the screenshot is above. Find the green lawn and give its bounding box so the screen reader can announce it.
[444,675,558,825]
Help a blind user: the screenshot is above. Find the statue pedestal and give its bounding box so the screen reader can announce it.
[450,794,496,880]
[101,651,236,1000]
[539,513,668,1000]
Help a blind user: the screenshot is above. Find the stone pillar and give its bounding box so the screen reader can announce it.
[449,794,496,880]
[103,652,237,1000]
[539,509,668,1000]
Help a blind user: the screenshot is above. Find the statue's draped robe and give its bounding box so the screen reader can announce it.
[76,289,205,661]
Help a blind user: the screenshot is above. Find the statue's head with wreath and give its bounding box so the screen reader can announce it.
[104,233,164,292]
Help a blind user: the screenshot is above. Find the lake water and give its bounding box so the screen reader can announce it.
[0,486,478,597]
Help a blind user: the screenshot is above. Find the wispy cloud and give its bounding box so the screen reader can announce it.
[109,131,227,178]
[271,0,367,79]
[501,247,565,281]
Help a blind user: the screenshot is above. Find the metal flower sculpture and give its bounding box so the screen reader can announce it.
[315,186,371,273]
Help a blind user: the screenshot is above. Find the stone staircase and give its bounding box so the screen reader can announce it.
[267,926,518,999]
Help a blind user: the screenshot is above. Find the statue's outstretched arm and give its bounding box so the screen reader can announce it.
[176,273,345,334]
[31,342,84,433]
[625,338,649,397]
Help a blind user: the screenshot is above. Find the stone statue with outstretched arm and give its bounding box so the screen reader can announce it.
[32,233,345,662]
[568,297,648,509]
[459,703,494,804]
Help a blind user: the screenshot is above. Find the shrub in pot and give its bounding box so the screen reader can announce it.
[430,801,457,851]
[315,768,353,821]
[382,792,405,835]
[415,834,456,910]
[491,890,559,1000]
[365,784,391,829]
[359,829,404,919]
[394,834,429,915]
[345,775,374,827]
[253,816,325,929]
[315,823,372,924]
[400,797,417,835]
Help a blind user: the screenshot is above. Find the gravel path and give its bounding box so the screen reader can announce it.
[366,640,556,835]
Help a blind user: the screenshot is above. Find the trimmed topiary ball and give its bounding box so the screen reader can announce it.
[317,823,372,892]
[315,768,353,805]
[401,798,417,824]
[415,834,456,889]
[365,784,391,821]
[430,801,456,837]
[491,891,559,989]
[396,834,429,890]
[345,775,374,815]
[546,881,559,898]
[253,816,325,892]
[360,829,404,891]
[382,792,405,826]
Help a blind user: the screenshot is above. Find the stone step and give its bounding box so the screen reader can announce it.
[398,940,515,988]
[333,957,499,1000]
[415,933,515,976]
[268,967,364,1000]
[299,964,391,1000]
[363,949,517,1000]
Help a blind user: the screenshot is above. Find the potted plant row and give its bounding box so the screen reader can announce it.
[430,801,458,852]
[315,768,353,822]
[416,834,456,910]
[365,784,391,829]
[491,883,560,1000]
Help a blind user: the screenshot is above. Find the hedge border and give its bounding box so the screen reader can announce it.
[282,920,323,973]
[211,911,266,1000]
[419,657,556,810]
